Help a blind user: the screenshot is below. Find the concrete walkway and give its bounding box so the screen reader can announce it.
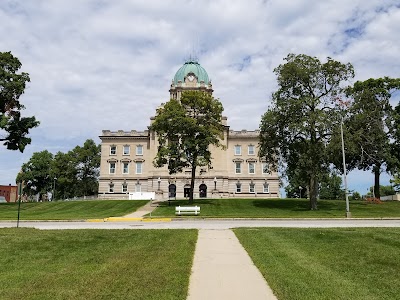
[187,229,277,300]
[122,201,158,218]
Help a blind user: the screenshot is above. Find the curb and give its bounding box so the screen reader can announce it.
[86,217,172,222]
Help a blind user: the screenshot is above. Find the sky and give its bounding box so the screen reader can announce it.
[1,0,399,196]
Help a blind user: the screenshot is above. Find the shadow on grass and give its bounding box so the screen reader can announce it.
[156,199,217,207]
[252,198,345,212]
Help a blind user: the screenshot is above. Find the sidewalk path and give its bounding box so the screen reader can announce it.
[187,229,277,300]
[3,219,400,229]
[122,201,158,218]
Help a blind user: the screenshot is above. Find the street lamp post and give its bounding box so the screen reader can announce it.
[17,181,22,228]
[299,186,303,199]
[157,177,161,191]
[53,177,57,201]
[214,177,217,190]
[340,117,351,218]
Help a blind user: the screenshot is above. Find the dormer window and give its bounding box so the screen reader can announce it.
[185,72,197,83]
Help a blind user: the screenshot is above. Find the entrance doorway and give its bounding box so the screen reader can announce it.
[168,184,176,198]
[184,184,191,198]
[199,184,207,198]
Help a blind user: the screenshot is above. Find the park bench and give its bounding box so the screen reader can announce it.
[175,206,200,216]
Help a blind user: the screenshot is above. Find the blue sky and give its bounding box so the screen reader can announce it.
[0,0,399,195]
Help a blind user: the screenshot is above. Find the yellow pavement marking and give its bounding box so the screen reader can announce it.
[86,217,172,222]
[142,218,172,222]
[106,217,143,222]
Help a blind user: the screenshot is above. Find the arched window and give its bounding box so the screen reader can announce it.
[199,184,207,198]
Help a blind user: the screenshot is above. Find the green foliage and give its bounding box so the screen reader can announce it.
[390,103,400,188]
[0,228,197,299]
[318,173,345,200]
[52,151,78,199]
[349,191,361,201]
[151,91,224,203]
[235,228,400,300]
[259,53,354,209]
[17,150,54,196]
[0,51,39,151]
[16,139,100,199]
[72,139,101,196]
[329,77,400,199]
[367,185,396,197]
[391,175,400,192]
[380,185,396,196]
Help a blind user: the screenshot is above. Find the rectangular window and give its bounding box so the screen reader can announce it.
[109,162,116,174]
[249,162,255,174]
[234,145,241,155]
[235,162,241,174]
[248,145,255,155]
[236,183,241,193]
[136,145,143,155]
[122,184,128,193]
[123,162,129,174]
[249,183,255,193]
[263,183,269,193]
[136,162,142,174]
[123,145,130,155]
[109,184,114,193]
[262,163,269,174]
[135,184,141,192]
[110,146,116,155]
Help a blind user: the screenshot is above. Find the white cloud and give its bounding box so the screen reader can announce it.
[0,0,399,193]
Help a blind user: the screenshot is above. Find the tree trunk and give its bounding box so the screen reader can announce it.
[309,174,318,210]
[189,164,196,204]
[374,164,381,199]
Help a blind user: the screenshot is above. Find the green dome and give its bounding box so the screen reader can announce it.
[173,60,210,85]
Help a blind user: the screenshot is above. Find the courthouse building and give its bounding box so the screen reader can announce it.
[98,60,280,199]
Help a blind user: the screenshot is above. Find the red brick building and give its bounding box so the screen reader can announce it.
[0,185,18,202]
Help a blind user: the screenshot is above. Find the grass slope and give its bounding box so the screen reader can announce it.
[234,228,400,300]
[0,200,148,220]
[0,228,197,300]
[151,198,400,218]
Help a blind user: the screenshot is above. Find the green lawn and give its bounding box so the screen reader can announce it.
[0,200,148,220]
[0,228,197,300]
[150,198,400,218]
[234,228,400,300]
[2,198,399,220]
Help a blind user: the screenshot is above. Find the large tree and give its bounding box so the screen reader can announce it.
[151,91,225,203]
[259,54,354,210]
[72,139,101,196]
[0,51,39,151]
[389,102,400,192]
[16,139,100,200]
[329,78,400,199]
[51,151,78,199]
[16,150,54,197]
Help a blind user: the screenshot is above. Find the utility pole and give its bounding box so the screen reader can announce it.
[341,116,351,218]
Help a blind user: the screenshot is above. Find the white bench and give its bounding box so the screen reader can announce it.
[175,206,200,215]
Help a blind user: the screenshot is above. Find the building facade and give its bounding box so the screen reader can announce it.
[0,184,18,202]
[98,60,280,199]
